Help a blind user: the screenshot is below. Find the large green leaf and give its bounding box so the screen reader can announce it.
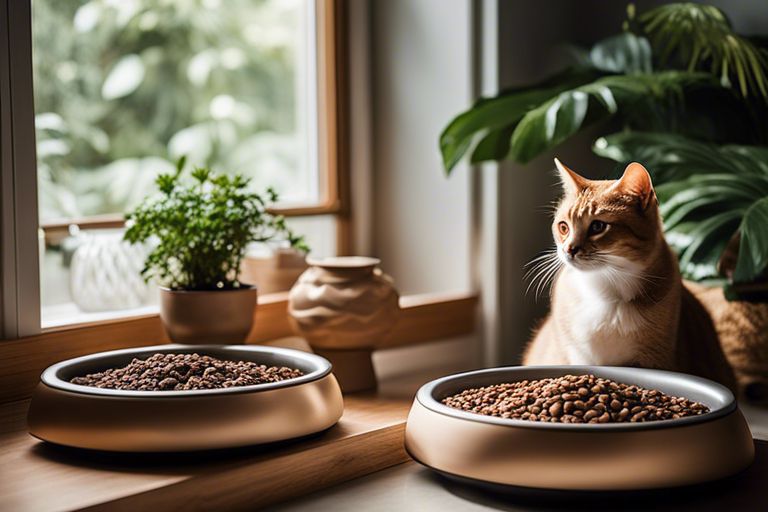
[440,33,685,172]
[509,72,712,163]
[470,124,515,164]
[667,220,737,280]
[588,32,652,74]
[595,131,768,182]
[733,197,768,282]
[658,174,766,222]
[658,175,752,279]
[677,210,743,280]
[439,70,597,173]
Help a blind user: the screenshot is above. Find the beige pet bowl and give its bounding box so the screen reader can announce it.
[28,345,343,452]
[405,366,754,492]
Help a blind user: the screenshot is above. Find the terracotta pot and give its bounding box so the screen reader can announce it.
[288,257,400,392]
[159,286,257,344]
[240,248,308,294]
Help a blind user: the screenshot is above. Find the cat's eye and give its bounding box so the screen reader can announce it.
[588,220,607,235]
[558,221,569,236]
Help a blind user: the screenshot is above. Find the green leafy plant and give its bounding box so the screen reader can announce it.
[440,3,768,173]
[640,3,768,98]
[439,2,768,296]
[124,158,309,291]
[595,132,768,285]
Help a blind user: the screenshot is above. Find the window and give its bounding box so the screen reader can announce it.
[0,0,347,335]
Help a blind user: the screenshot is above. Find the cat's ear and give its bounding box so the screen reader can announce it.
[554,158,587,195]
[614,162,656,209]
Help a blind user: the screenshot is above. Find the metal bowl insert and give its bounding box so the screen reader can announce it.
[28,345,344,452]
[405,366,754,491]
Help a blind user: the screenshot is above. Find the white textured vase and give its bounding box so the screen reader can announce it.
[288,256,400,392]
[69,231,153,312]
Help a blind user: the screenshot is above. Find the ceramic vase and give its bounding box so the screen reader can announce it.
[69,231,153,312]
[288,256,400,392]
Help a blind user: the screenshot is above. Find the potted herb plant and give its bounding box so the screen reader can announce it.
[124,158,308,343]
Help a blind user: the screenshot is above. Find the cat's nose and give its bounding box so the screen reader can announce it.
[565,245,581,257]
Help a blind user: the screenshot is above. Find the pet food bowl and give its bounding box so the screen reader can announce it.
[405,366,754,491]
[28,345,344,452]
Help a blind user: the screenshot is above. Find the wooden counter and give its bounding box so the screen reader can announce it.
[0,334,477,511]
[0,393,411,512]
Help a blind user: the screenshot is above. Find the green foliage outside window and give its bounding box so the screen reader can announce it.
[33,0,306,221]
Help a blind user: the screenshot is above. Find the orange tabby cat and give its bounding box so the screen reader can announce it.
[523,159,736,390]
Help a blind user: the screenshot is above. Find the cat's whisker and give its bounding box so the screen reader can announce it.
[538,261,562,299]
[524,249,558,267]
[523,259,550,280]
[523,257,558,280]
[523,259,552,275]
[532,264,552,298]
[524,254,560,298]
[523,250,559,283]
[536,204,561,214]
[529,256,562,300]
[525,262,551,296]
[592,253,666,289]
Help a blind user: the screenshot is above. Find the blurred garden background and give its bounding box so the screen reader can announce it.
[33,0,317,223]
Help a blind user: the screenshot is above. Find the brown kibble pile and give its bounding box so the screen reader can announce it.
[442,374,709,424]
[70,353,304,391]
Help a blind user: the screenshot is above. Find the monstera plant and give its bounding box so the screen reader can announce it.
[441,3,768,297]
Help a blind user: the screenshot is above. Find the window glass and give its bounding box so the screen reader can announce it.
[31,0,319,326]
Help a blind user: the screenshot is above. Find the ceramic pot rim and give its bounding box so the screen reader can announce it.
[306,256,380,269]
[159,284,257,294]
[41,344,332,398]
[416,365,737,432]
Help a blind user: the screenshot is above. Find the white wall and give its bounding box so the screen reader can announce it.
[370,0,473,296]
[367,0,479,374]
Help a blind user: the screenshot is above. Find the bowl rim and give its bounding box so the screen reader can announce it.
[41,344,332,398]
[416,365,737,431]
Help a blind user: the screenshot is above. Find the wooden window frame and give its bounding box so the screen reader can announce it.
[0,0,352,339]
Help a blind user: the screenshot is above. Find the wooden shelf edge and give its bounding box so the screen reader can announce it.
[90,424,408,512]
[0,393,412,512]
[0,291,477,404]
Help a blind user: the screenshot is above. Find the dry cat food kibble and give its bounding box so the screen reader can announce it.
[442,374,709,423]
[70,353,304,391]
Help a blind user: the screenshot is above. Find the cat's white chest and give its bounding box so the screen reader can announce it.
[563,269,647,366]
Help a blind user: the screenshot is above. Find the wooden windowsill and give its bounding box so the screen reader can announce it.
[0,291,478,404]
